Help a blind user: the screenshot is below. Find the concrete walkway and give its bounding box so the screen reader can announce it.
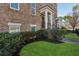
[61,38,79,45]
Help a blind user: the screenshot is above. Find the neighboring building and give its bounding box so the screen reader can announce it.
[57,4,79,30]
[57,17,65,29]
[0,3,57,33]
[63,20,73,30]
[57,18,79,30]
[57,17,72,30]
[57,17,63,29]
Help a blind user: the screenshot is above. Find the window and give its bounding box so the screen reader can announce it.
[30,24,37,32]
[31,27,36,32]
[10,3,20,11]
[31,3,36,15]
[8,23,21,33]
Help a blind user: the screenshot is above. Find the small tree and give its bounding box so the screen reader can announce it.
[64,12,78,31]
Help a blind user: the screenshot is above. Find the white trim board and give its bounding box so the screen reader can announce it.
[30,24,37,27]
[8,23,21,26]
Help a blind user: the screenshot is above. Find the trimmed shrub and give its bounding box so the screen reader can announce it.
[61,26,67,30]
[36,30,48,40]
[51,29,66,42]
[0,32,22,56]
[75,29,79,36]
[0,31,43,56]
[21,32,36,42]
[0,31,41,55]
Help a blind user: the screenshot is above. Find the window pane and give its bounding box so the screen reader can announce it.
[31,3,36,8]
[31,27,35,32]
[31,3,36,15]
[11,3,19,10]
[32,8,35,15]
[9,25,20,33]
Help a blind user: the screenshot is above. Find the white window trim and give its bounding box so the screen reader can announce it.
[31,3,36,15]
[10,3,20,11]
[30,24,37,27]
[8,23,21,33]
[8,23,21,26]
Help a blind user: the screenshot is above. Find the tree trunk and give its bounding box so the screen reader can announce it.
[72,27,75,32]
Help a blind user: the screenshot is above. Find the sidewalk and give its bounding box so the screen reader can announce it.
[61,38,79,45]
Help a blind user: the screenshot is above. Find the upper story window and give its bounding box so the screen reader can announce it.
[10,3,20,11]
[31,3,36,15]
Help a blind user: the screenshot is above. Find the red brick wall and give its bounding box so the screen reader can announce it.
[0,3,57,32]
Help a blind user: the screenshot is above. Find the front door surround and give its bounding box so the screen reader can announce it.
[40,7,53,29]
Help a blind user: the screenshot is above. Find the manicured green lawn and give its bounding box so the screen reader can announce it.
[64,33,79,40]
[20,41,79,56]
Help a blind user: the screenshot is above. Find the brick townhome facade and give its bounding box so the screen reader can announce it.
[0,3,57,33]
